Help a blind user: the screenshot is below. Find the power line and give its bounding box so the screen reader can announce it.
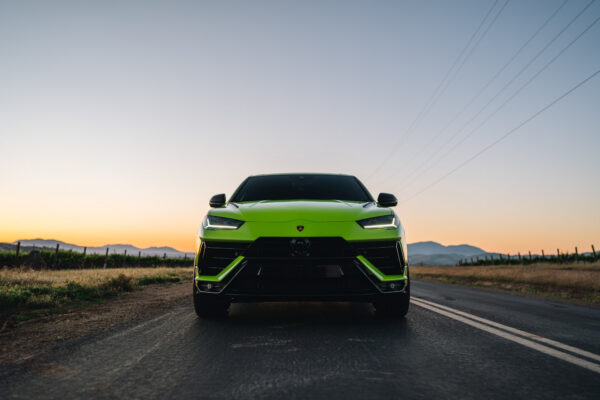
[412,0,512,140]
[383,0,568,185]
[367,0,501,179]
[399,9,600,192]
[396,0,598,191]
[399,66,600,203]
[399,0,595,187]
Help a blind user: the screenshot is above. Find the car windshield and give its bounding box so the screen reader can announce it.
[230,174,373,202]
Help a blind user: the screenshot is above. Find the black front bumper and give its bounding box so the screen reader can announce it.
[194,238,408,302]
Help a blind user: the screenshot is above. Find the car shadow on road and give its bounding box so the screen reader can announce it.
[198,301,410,332]
[186,301,412,368]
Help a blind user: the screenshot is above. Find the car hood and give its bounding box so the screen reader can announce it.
[209,200,392,222]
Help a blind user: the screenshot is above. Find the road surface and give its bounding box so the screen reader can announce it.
[1,280,599,399]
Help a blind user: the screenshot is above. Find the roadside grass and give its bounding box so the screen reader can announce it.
[412,262,600,305]
[0,267,192,327]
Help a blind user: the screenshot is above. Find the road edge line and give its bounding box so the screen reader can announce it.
[411,299,600,374]
[412,296,600,363]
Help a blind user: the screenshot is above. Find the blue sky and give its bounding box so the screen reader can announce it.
[1,0,599,252]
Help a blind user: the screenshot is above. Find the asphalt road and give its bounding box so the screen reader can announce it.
[1,280,599,399]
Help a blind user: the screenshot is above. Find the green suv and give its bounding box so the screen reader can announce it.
[193,173,409,317]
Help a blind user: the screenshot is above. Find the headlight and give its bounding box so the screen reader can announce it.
[203,215,245,230]
[356,214,398,229]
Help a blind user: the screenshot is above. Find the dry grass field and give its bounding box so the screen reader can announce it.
[0,267,193,326]
[412,262,600,305]
[1,267,192,287]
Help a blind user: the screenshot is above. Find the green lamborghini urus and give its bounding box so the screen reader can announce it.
[193,173,409,318]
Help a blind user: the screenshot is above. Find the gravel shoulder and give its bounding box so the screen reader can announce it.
[0,282,190,367]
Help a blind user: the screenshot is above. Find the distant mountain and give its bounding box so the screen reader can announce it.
[145,246,182,253]
[13,239,83,251]
[6,239,193,258]
[408,241,493,266]
[408,241,486,256]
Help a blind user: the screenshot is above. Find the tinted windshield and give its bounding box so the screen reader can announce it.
[230,174,373,202]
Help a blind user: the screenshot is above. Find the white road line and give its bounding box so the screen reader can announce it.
[413,296,600,363]
[411,298,600,374]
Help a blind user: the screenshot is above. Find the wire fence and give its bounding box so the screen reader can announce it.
[0,242,193,269]
[458,245,598,266]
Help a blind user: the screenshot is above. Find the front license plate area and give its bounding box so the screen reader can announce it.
[259,264,343,279]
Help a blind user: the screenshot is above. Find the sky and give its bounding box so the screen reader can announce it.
[1,0,599,254]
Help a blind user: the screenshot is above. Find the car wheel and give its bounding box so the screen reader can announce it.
[193,283,229,318]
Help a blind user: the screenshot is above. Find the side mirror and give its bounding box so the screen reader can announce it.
[377,192,397,207]
[209,193,226,208]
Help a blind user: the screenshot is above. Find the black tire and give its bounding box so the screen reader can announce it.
[373,279,410,318]
[193,283,230,318]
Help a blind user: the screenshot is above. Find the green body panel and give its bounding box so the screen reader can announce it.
[202,220,401,242]
[201,200,402,243]
[214,200,389,222]
[356,255,407,282]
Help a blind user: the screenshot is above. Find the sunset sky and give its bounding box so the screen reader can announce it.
[1,0,599,254]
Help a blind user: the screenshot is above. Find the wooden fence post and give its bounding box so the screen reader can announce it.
[518,252,521,263]
[15,241,21,267]
[528,251,532,260]
[138,250,141,267]
[541,249,545,259]
[82,246,87,269]
[575,246,578,263]
[592,245,597,260]
[53,243,59,269]
[104,248,109,269]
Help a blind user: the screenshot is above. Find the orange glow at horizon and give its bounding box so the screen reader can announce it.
[1,203,598,255]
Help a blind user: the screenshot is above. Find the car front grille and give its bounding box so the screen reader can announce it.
[197,241,251,275]
[197,238,404,277]
[351,241,405,275]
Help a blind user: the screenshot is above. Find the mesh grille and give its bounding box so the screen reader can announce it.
[198,238,404,276]
[352,241,404,275]
[198,241,251,275]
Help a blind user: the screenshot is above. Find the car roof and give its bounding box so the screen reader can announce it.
[248,173,356,178]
